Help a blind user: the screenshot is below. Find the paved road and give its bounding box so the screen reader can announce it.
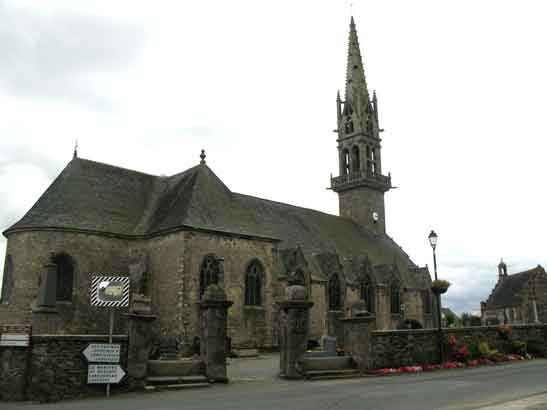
[5,356,547,410]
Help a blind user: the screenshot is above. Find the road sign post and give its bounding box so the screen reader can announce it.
[87,364,125,384]
[88,275,130,397]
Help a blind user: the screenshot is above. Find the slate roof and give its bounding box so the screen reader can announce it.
[485,266,545,308]
[5,157,424,286]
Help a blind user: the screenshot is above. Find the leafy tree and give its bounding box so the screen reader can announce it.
[461,312,482,327]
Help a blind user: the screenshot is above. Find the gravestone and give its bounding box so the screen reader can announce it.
[321,335,337,355]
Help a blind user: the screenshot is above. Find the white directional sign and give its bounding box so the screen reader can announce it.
[83,344,121,363]
[87,364,125,384]
[0,334,30,347]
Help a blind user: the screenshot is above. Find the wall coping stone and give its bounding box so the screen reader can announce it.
[372,324,547,337]
[32,334,128,342]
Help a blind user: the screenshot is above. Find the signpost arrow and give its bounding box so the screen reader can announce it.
[87,364,126,384]
[83,344,121,363]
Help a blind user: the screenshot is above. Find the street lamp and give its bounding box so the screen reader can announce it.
[428,230,444,363]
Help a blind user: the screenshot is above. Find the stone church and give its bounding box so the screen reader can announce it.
[481,260,547,325]
[0,18,434,350]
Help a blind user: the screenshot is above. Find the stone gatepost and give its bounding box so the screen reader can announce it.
[125,297,156,391]
[199,285,233,383]
[340,303,376,374]
[277,284,314,379]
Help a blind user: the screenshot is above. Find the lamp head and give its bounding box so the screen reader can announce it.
[428,230,438,249]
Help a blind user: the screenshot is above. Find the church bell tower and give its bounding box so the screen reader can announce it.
[330,17,392,234]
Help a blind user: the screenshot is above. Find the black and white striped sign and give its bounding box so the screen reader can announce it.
[90,276,130,308]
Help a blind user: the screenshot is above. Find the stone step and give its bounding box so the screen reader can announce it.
[145,383,211,392]
[148,359,205,377]
[232,348,259,358]
[146,375,209,385]
[300,356,355,371]
[305,369,360,380]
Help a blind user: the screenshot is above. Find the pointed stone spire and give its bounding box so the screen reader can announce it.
[345,16,369,106]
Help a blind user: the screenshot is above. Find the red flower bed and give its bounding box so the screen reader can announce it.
[365,353,530,377]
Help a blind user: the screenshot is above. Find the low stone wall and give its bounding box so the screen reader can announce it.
[0,324,31,401]
[369,324,547,369]
[28,335,129,403]
[0,333,129,403]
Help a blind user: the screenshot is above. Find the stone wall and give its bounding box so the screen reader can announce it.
[0,333,129,403]
[369,324,547,369]
[0,231,132,334]
[0,324,31,401]
[182,230,278,349]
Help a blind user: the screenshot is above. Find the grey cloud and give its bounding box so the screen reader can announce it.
[0,2,144,109]
[0,146,64,180]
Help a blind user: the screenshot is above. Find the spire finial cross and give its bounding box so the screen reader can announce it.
[200,149,206,164]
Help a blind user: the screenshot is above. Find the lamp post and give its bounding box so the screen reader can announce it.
[428,230,444,364]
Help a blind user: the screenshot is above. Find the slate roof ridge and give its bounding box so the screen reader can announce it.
[74,157,158,178]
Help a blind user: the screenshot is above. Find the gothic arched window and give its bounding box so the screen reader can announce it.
[390,282,401,314]
[328,273,342,311]
[351,146,360,174]
[245,259,263,306]
[360,275,375,313]
[1,255,13,304]
[51,253,74,302]
[200,254,221,298]
[422,290,432,314]
[342,149,350,176]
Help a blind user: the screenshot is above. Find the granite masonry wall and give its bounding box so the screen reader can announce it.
[0,333,128,403]
[369,324,547,369]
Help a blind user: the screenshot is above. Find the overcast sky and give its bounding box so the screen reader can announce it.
[1,0,546,315]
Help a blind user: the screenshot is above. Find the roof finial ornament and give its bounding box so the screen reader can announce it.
[73,140,78,159]
[200,149,206,165]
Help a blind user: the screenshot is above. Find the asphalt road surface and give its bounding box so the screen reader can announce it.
[5,355,547,410]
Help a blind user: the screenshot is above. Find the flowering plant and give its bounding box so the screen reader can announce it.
[498,324,512,339]
[431,280,450,294]
[455,345,471,362]
[445,333,457,346]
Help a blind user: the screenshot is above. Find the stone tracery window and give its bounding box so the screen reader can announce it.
[390,281,401,314]
[200,254,221,298]
[1,255,13,304]
[328,273,342,311]
[360,275,375,313]
[51,253,74,302]
[245,259,263,306]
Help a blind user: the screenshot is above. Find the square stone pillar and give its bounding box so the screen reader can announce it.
[340,314,376,374]
[125,310,156,391]
[200,285,233,383]
[277,285,313,379]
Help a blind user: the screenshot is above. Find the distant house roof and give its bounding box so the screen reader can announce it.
[485,265,546,309]
[4,157,426,286]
